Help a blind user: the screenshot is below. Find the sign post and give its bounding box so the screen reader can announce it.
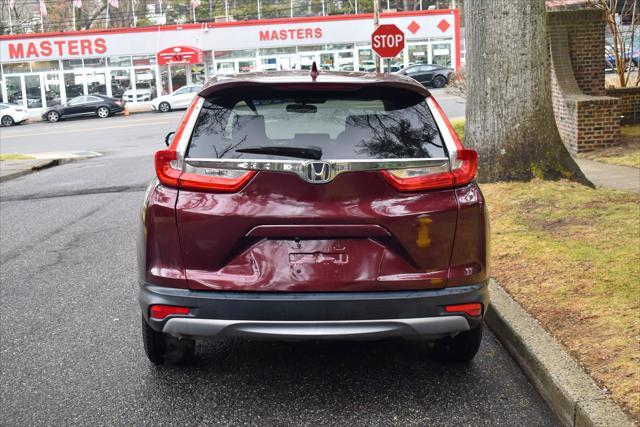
[371,24,405,72]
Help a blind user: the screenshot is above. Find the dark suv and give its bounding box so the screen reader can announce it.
[138,70,489,365]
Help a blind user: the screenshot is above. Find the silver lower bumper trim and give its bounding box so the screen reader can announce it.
[162,316,470,340]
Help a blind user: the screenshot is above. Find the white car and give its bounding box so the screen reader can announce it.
[151,84,202,113]
[122,82,155,103]
[0,103,28,126]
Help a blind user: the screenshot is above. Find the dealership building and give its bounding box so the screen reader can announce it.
[0,9,460,110]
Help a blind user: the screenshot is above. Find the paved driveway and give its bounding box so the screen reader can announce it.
[0,109,558,426]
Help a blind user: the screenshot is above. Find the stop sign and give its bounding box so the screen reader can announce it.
[371,24,405,58]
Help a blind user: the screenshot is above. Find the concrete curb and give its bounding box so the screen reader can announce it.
[485,280,634,427]
[0,153,100,183]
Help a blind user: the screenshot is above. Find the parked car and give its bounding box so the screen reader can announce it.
[359,60,376,72]
[41,94,124,122]
[122,82,155,103]
[151,84,202,113]
[0,103,28,126]
[139,70,488,365]
[605,45,639,71]
[395,64,454,88]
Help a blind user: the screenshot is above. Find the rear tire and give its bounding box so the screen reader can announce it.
[1,115,14,126]
[97,106,110,118]
[159,102,171,113]
[427,323,483,362]
[142,316,195,365]
[432,75,447,89]
[47,111,60,123]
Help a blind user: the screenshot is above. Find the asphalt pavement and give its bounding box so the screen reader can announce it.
[0,91,558,426]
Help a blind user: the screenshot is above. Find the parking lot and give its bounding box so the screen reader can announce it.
[0,91,558,425]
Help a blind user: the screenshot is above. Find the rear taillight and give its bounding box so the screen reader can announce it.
[154,149,181,188]
[179,169,256,192]
[382,96,477,192]
[154,97,254,193]
[155,149,255,192]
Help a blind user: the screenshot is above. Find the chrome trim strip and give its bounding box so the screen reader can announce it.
[184,157,450,183]
[163,316,470,339]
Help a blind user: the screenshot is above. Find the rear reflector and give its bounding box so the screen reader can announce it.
[444,303,482,317]
[150,305,190,320]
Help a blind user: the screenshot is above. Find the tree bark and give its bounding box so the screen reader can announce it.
[464,0,592,187]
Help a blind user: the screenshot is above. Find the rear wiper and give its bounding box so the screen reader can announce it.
[235,146,322,160]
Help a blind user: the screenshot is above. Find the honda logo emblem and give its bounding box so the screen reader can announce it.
[304,161,333,183]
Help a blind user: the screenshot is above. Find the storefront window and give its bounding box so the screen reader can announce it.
[84,57,106,68]
[5,76,22,105]
[191,64,205,85]
[408,43,429,65]
[132,55,157,66]
[108,56,132,67]
[357,49,374,71]
[299,54,317,70]
[86,70,108,96]
[44,73,61,107]
[64,72,85,99]
[298,45,324,53]
[134,68,157,101]
[260,57,278,71]
[24,75,42,108]
[258,47,297,56]
[337,51,354,71]
[431,43,452,67]
[62,59,84,70]
[238,60,256,73]
[216,61,236,75]
[214,49,257,60]
[320,53,335,70]
[110,69,131,99]
[3,62,31,74]
[31,60,60,72]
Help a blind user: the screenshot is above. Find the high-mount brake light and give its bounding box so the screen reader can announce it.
[381,96,478,192]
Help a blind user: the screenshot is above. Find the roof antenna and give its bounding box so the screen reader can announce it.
[310,61,319,81]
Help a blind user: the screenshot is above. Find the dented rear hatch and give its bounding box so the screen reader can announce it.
[173,84,459,292]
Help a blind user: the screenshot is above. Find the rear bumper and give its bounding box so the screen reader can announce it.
[139,282,488,340]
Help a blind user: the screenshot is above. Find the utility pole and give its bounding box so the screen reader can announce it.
[373,0,380,72]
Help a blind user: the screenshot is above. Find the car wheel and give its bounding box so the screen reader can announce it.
[97,106,110,118]
[159,102,171,113]
[427,323,483,362]
[1,115,14,127]
[432,75,447,89]
[47,111,60,123]
[141,316,195,365]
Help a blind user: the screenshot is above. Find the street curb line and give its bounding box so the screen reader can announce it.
[0,156,90,184]
[485,280,634,427]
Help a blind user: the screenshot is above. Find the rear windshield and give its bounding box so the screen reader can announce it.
[187,88,446,160]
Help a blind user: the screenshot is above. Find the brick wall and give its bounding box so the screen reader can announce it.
[606,86,640,124]
[547,8,621,153]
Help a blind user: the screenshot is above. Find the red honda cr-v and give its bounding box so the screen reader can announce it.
[138,70,489,365]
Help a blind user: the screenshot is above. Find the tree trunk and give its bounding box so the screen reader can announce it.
[464,0,592,186]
